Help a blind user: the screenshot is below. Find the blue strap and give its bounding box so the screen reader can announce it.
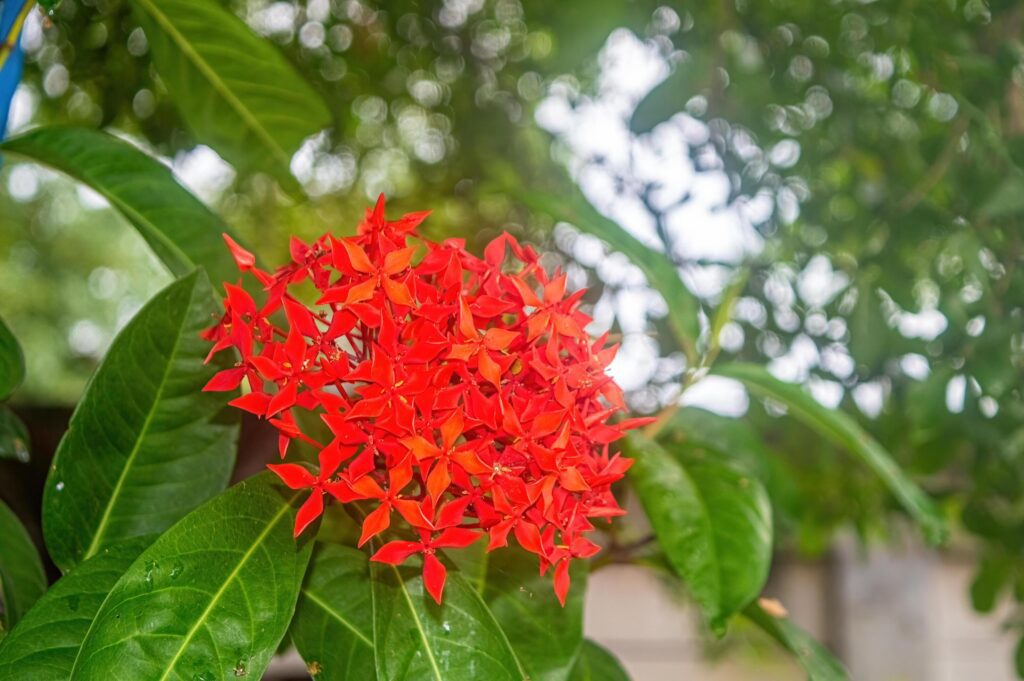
[0,0,32,140]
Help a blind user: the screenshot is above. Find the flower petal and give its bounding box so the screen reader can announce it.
[370,540,422,565]
[294,490,324,537]
[267,463,316,489]
[422,552,447,604]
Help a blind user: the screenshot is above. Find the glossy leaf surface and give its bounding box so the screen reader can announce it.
[371,558,528,681]
[0,408,29,463]
[70,474,311,680]
[625,434,772,631]
[43,270,239,572]
[290,544,374,681]
[0,500,45,632]
[0,536,152,679]
[471,546,586,681]
[129,0,331,190]
[0,316,23,402]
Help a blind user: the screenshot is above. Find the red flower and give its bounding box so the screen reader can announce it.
[203,195,651,603]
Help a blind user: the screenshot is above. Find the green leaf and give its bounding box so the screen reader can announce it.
[848,282,887,374]
[568,640,631,681]
[70,473,312,680]
[0,499,46,632]
[970,554,1011,613]
[744,601,850,681]
[660,406,773,481]
[0,409,30,463]
[979,176,1024,219]
[0,316,24,402]
[712,363,948,545]
[630,66,688,135]
[370,557,529,681]
[129,0,332,191]
[0,127,245,286]
[290,544,374,681]
[512,186,700,361]
[0,536,153,679]
[464,545,586,681]
[624,434,772,632]
[42,270,240,573]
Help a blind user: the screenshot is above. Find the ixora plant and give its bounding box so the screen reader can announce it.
[0,186,946,681]
[0,1,948,680]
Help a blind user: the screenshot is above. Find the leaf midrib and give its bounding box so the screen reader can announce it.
[81,277,195,561]
[391,565,444,681]
[301,587,373,648]
[132,0,293,169]
[156,496,296,681]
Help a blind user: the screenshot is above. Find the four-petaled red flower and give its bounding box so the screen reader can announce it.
[203,195,652,604]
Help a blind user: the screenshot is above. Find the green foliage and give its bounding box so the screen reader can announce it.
[128,0,331,193]
[370,558,528,681]
[714,363,947,545]
[70,474,312,680]
[0,536,153,679]
[624,434,772,633]
[472,545,587,681]
[744,601,849,681]
[0,0,999,677]
[0,317,23,402]
[0,500,46,633]
[290,544,374,681]
[42,270,239,572]
[568,640,632,681]
[0,409,29,463]
[1,127,246,286]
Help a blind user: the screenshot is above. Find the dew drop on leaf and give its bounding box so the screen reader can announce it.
[170,561,184,579]
[143,560,159,590]
[55,481,64,491]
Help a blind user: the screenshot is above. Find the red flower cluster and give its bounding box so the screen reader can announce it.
[202,196,650,604]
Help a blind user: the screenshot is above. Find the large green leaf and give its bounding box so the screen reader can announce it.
[0,500,46,632]
[0,316,24,402]
[469,546,586,681]
[1,127,244,286]
[624,434,772,632]
[43,270,239,573]
[712,363,947,545]
[0,536,153,679]
[371,558,529,681]
[660,406,774,481]
[567,640,631,681]
[744,601,850,681]
[290,544,374,681]
[70,474,311,680]
[0,409,29,463]
[514,186,700,361]
[129,0,332,191]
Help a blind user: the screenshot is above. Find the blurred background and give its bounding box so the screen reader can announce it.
[2,0,1024,679]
